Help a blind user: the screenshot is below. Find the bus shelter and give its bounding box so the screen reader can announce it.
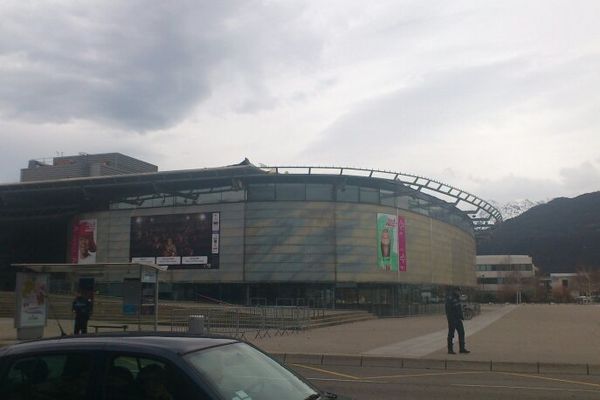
[12,262,167,340]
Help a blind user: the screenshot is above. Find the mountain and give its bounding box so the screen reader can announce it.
[491,199,546,220]
[477,191,600,274]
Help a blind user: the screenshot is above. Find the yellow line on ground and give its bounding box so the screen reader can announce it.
[499,372,600,389]
[289,364,361,380]
[453,384,600,394]
[365,371,486,380]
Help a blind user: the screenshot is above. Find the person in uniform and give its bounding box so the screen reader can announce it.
[72,292,92,334]
[445,286,470,354]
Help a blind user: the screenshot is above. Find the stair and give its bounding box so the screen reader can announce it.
[0,291,204,323]
[0,291,378,330]
[309,310,377,329]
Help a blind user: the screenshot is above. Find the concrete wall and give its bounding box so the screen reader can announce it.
[21,153,157,182]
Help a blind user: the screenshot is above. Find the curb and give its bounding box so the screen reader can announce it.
[271,352,600,376]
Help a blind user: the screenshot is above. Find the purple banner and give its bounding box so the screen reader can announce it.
[398,216,407,272]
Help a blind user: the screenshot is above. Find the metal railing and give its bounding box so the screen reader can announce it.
[394,303,446,317]
[265,165,503,229]
[169,306,312,340]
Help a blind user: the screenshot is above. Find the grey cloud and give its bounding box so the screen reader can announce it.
[304,52,600,161]
[304,58,532,158]
[469,175,560,204]
[467,160,600,203]
[559,162,600,194]
[0,1,321,131]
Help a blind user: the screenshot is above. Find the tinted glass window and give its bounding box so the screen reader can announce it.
[306,184,333,201]
[336,185,359,202]
[1,353,92,400]
[247,184,275,201]
[221,190,245,202]
[395,195,410,209]
[360,187,379,203]
[275,184,306,201]
[185,342,317,400]
[380,190,395,206]
[103,355,206,400]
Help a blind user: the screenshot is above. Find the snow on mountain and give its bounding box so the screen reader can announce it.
[490,199,546,220]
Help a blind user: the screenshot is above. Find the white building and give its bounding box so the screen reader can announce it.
[475,255,537,299]
[549,273,585,300]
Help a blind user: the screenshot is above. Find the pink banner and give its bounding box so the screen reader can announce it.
[397,216,407,271]
[71,219,97,264]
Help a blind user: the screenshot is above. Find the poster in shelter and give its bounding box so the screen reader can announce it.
[15,273,48,328]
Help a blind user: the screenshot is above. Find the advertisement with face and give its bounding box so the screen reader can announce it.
[71,219,97,264]
[376,213,398,272]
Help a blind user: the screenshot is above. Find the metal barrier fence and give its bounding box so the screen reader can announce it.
[388,303,481,318]
[169,306,312,340]
[395,303,445,317]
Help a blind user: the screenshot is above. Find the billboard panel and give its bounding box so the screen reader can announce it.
[130,213,220,269]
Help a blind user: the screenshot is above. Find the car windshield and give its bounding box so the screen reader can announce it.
[184,342,318,400]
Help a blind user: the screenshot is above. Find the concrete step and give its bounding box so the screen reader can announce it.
[309,310,377,328]
[310,316,378,329]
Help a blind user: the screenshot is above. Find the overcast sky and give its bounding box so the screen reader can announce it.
[1,0,599,202]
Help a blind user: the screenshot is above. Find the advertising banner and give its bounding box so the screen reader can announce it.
[15,273,48,328]
[71,219,97,264]
[376,213,399,272]
[130,213,220,269]
[398,216,407,272]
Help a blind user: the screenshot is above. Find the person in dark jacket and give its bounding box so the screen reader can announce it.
[72,292,92,334]
[445,287,470,354]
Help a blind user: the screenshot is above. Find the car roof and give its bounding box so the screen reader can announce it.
[2,333,239,356]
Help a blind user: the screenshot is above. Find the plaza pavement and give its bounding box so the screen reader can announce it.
[2,304,600,367]
[247,303,600,365]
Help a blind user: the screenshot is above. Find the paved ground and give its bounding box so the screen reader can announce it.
[290,364,600,400]
[3,304,600,365]
[247,304,600,365]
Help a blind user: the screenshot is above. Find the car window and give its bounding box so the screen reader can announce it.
[0,353,93,400]
[103,355,206,400]
[184,342,318,400]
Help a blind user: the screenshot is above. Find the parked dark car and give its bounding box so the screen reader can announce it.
[0,333,341,400]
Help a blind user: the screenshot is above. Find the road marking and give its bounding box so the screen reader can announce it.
[292,364,485,382]
[365,305,517,357]
[453,384,600,394]
[365,371,486,380]
[290,364,360,380]
[308,377,383,383]
[499,372,600,389]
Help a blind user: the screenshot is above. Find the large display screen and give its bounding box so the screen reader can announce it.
[130,212,220,269]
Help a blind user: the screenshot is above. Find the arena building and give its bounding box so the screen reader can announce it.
[0,153,502,314]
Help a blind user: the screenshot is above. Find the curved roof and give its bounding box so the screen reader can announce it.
[0,160,502,228]
[266,165,503,229]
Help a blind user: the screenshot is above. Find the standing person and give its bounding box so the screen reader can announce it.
[72,292,92,335]
[445,286,470,354]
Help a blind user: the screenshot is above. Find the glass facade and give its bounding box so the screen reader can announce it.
[110,179,473,234]
[477,264,533,272]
